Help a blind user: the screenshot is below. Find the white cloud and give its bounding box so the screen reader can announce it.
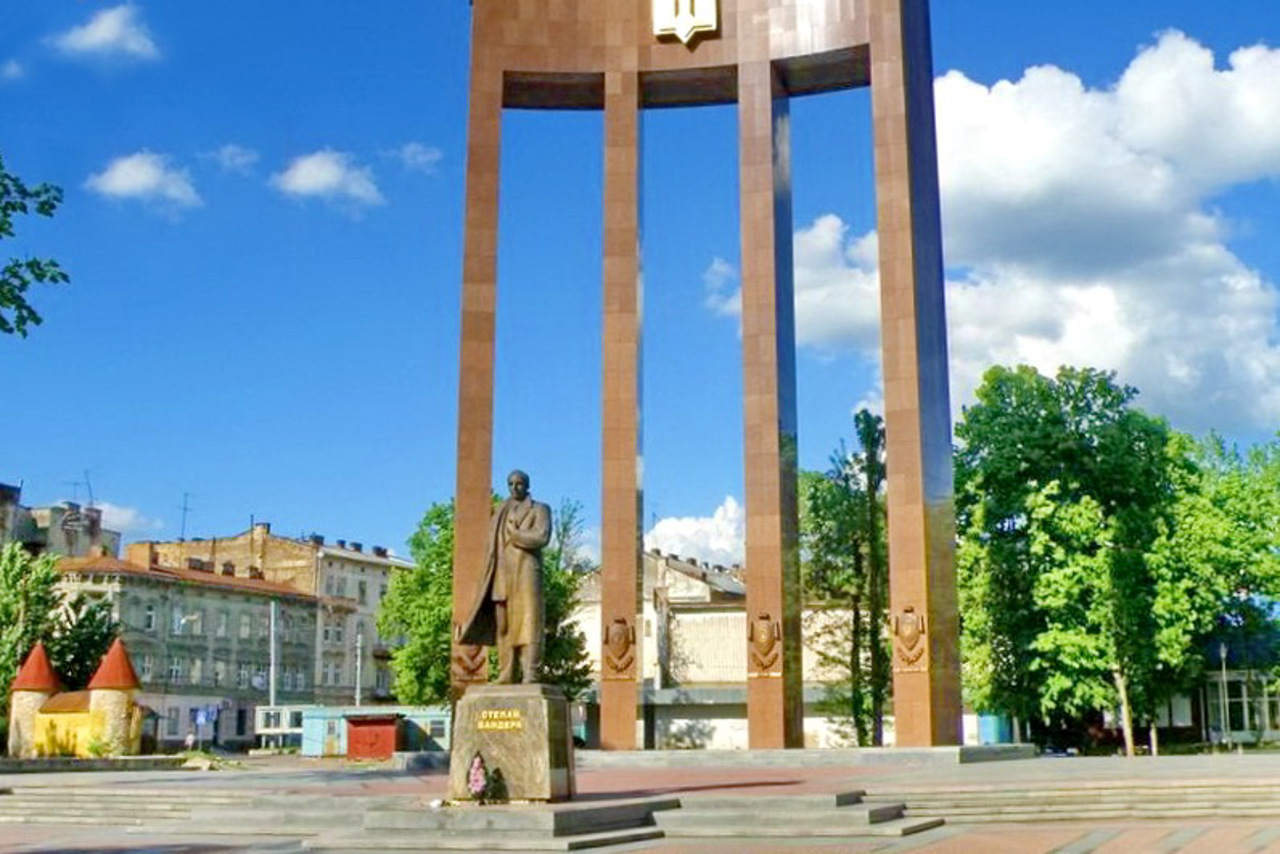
[208,143,259,175]
[645,495,744,567]
[388,142,443,174]
[1,60,24,80]
[85,151,202,212]
[704,31,1280,434]
[703,256,740,318]
[97,502,164,535]
[49,5,159,61]
[270,150,384,211]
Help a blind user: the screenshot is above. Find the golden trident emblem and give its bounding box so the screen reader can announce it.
[653,0,718,45]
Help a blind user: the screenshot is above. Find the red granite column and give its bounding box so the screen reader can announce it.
[451,10,504,695]
[869,0,962,746]
[599,65,643,751]
[739,57,804,749]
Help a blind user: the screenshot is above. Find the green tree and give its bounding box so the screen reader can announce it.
[955,365,1178,753]
[378,497,594,706]
[1146,433,1280,744]
[379,501,456,706]
[1,155,69,336]
[45,594,121,690]
[537,499,593,700]
[1024,482,1160,756]
[0,543,61,748]
[801,409,889,746]
[0,543,60,695]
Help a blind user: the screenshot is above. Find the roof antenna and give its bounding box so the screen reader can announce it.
[179,492,194,541]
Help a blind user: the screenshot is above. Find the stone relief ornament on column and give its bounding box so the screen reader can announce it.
[603,617,635,678]
[652,0,718,45]
[748,612,781,674]
[892,606,928,669]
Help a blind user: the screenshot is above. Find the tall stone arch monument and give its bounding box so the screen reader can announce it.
[451,0,961,749]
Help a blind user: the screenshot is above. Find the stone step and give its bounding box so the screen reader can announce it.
[304,826,665,851]
[656,815,944,838]
[362,799,679,836]
[908,805,1280,823]
[901,800,1280,814]
[7,788,255,805]
[676,791,866,810]
[0,800,191,813]
[0,815,152,826]
[0,808,190,822]
[0,798,192,814]
[656,802,905,832]
[873,787,1280,802]
[927,812,1280,825]
[156,823,326,838]
[182,809,370,830]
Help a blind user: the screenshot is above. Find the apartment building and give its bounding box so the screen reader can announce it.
[57,550,317,749]
[126,523,412,705]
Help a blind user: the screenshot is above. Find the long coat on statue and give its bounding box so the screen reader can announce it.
[458,496,552,648]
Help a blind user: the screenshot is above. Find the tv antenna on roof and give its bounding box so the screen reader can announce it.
[179,492,194,541]
[64,470,95,507]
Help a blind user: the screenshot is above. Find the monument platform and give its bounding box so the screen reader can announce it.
[449,683,575,803]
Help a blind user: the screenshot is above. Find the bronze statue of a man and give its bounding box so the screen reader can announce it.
[458,469,552,684]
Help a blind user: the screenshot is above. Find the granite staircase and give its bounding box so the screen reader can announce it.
[303,798,679,851]
[653,790,943,839]
[864,780,1280,823]
[0,785,252,826]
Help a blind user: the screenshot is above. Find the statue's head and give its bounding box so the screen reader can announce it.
[507,469,530,500]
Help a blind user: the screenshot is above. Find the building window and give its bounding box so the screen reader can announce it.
[168,657,184,682]
[144,604,156,632]
[333,618,345,644]
[324,575,335,596]
[213,659,227,687]
[258,615,269,639]
[189,658,203,685]
[236,709,247,736]
[166,708,180,736]
[172,607,187,635]
[239,614,251,639]
[189,610,204,636]
[428,719,446,739]
[358,580,367,604]
[237,662,249,689]
[296,670,306,690]
[336,577,348,597]
[140,654,154,682]
[289,710,303,728]
[216,611,229,638]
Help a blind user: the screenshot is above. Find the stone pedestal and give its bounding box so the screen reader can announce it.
[449,684,575,803]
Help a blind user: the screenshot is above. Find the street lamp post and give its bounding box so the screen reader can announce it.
[1220,640,1231,749]
[355,628,363,707]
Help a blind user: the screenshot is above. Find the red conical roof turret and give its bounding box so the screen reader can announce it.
[11,641,59,693]
[87,638,140,691]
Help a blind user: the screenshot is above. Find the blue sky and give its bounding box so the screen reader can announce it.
[2,2,1277,564]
